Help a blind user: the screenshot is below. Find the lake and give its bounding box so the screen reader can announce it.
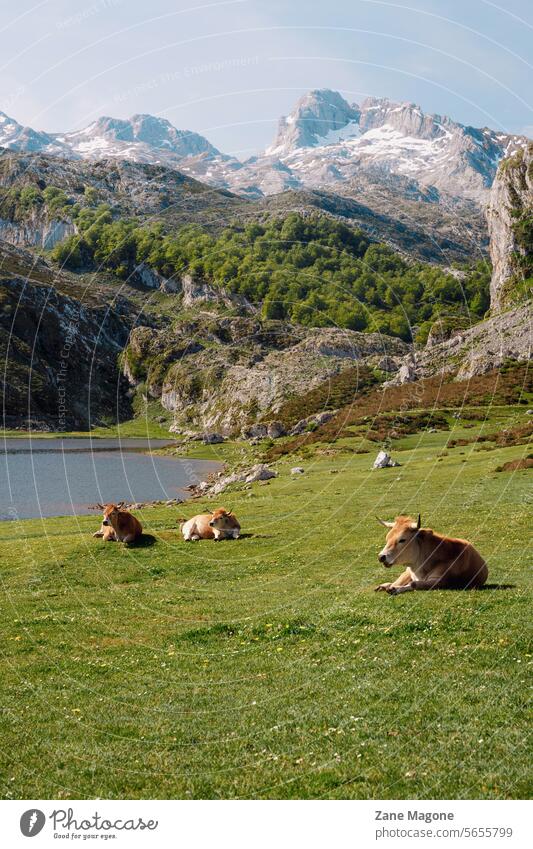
[0,438,221,520]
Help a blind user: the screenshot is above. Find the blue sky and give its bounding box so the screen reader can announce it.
[1,0,531,157]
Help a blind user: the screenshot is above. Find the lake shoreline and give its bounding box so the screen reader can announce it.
[0,436,224,521]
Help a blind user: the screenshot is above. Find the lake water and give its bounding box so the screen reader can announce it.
[0,438,221,520]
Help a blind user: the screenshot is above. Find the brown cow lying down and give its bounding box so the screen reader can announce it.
[93,502,142,544]
[376,514,488,594]
[180,508,240,541]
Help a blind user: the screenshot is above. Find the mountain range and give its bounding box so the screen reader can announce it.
[1,89,528,204]
[0,85,530,433]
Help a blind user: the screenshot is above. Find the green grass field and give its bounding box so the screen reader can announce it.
[0,417,531,800]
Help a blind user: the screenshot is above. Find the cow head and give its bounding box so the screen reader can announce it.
[208,507,236,530]
[98,502,124,526]
[376,514,421,567]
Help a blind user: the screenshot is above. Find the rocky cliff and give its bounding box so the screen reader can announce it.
[384,146,532,385]
[0,242,133,429]
[487,143,533,311]
[0,213,75,249]
[121,315,408,434]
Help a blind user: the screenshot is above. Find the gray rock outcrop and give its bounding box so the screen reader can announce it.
[387,303,531,384]
[0,215,75,249]
[290,410,337,435]
[487,144,532,312]
[121,317,407,435]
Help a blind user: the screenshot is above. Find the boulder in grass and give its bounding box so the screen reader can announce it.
[291,467,305,475]
[245,464,277,483]
[372,450,400,469]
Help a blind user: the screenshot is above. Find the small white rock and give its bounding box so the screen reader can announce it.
[373,450,391,469]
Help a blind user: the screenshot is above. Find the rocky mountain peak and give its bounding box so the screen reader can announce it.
[1,96,529,207]
[259,89,530,203]
[65,113,220,159]
[358,97,451,140]
[266,89,360,155]
[87,116,134,141]
[0,111,68,154]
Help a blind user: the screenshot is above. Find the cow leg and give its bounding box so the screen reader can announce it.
[387,582,415,595]
[411,577,447,591]
[376,569,411,592]
[122,534,136,544]
[213,529,223,541]
[387,575,445,595]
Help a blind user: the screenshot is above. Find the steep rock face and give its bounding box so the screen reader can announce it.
[0,251,132,429]
[359,98,447,139]
[134,263,181,293]
[486,144,533,311]
[0,215,75,249]
[180,275,254,311]
[122,316,407,434]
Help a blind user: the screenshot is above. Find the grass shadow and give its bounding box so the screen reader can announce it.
[132,533,157,548]
[153,531,259,542]
[479,583,517,590]
[240,533,277,539]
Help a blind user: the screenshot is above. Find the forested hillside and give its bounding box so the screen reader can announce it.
[52,210,490,342]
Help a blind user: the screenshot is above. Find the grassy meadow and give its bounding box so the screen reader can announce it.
[0,409,531,800]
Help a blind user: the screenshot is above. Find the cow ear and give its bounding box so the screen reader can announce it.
[376,516,394,528]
